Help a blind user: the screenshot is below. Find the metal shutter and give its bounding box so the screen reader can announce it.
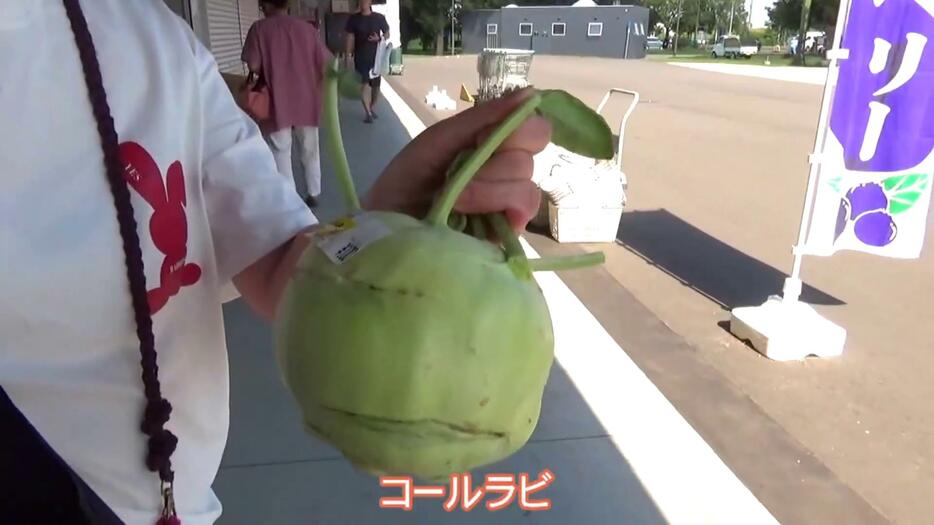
[206,0,245,75]
[238,0,261,50]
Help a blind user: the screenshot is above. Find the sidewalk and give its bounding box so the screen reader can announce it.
[211,85,778,524]
[667,62,829,85]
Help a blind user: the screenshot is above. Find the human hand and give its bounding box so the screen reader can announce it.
[368,33,381,42]
[363,88,551,232]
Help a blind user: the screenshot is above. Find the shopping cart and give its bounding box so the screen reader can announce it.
[531,88,641,243]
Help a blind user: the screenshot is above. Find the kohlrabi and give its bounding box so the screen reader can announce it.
[274,59,613,481]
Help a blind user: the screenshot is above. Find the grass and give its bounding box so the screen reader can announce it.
[403,39,463,57]
[399,43,829,67]
[646,50,829,68]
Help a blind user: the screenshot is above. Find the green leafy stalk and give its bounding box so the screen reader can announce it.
[486,213,532,279]
[425,94,543,226]
[469,214,487,240]
[447,213,468,231]
[324,58,361,211]
[529,252,605,272]
[443,150,474,234]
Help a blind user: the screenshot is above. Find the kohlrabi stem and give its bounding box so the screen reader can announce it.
[487,213,524,258]
[324,59,361,212]
[529,252,606,272]
[448,212,467,232]
[469,214,486,240]
[425,94,542,226]
[487,213,532,279]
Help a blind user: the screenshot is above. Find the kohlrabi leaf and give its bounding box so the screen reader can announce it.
[338,69,363,100]
[536,89,614,160]
[327,62,363,100]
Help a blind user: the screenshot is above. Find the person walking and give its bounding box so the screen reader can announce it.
[242,0,330,208]
[345,0,390,123]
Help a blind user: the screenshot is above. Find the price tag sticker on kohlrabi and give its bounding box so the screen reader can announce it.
[315,213,392,265]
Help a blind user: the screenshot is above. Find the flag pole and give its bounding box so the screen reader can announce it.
[783,0,855,304]
[727,0,853,361]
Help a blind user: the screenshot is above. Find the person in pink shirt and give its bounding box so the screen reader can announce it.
[242,0,331,208]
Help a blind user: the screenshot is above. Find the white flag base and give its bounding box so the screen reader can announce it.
[729,296,846,361]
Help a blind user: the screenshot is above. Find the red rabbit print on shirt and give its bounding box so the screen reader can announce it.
[120,142,202,315]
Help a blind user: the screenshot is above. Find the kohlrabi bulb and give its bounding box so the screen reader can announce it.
[275,211,554,480]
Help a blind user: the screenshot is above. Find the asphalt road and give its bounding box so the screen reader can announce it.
[393,54,933,524]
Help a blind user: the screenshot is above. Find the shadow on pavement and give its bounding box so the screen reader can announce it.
[616,209,845,309]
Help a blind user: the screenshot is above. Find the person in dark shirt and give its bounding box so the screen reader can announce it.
[345,0,390,123]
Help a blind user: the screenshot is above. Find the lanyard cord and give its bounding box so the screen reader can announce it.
[61,1,180,522]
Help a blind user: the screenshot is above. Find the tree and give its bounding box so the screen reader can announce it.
[401,0,500,55]
[648,0,748,46]
[689,0,706,44]
[646,0,681,43]
[793,0,812,64]
[767,0,837,63]
[767,0,838,31]
[401,0,450,55]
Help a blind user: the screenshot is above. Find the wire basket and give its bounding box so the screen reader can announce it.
[476,48,536,102]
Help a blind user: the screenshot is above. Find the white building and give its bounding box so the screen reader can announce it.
[163,0,401,75]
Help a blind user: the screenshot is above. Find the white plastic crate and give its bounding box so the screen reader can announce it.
[530,189,551,229]
[548,201,624,244]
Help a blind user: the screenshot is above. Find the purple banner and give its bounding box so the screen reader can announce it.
[830,0,934,173]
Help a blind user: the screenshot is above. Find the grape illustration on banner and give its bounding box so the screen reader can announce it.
[835,174,930,246]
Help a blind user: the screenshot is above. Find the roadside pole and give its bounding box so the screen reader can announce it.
[674,0,683,56]
[625,23,632,59]
[795,0,813,65]
[728,0,735,34]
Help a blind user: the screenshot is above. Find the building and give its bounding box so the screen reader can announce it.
[163,0,400,76]
[461,2,650,59]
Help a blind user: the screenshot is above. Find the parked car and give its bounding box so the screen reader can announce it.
[645,36,663,51]
[712,35,757,59]
[711,36,741,58]
[740,37,759,57]
[789,31,826,55]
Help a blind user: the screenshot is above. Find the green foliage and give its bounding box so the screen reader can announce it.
[401,0,449,54]
[645,0,751,43]
[767,0,839,31]
[749,27,779,46]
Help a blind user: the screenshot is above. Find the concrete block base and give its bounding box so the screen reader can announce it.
[730,296,846,361]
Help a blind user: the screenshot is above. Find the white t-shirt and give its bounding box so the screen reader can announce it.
[0,1,316,523]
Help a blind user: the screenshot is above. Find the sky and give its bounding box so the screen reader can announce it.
[747,0,775,29]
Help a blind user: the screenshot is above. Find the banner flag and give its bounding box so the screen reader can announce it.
[803,0,934,259]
